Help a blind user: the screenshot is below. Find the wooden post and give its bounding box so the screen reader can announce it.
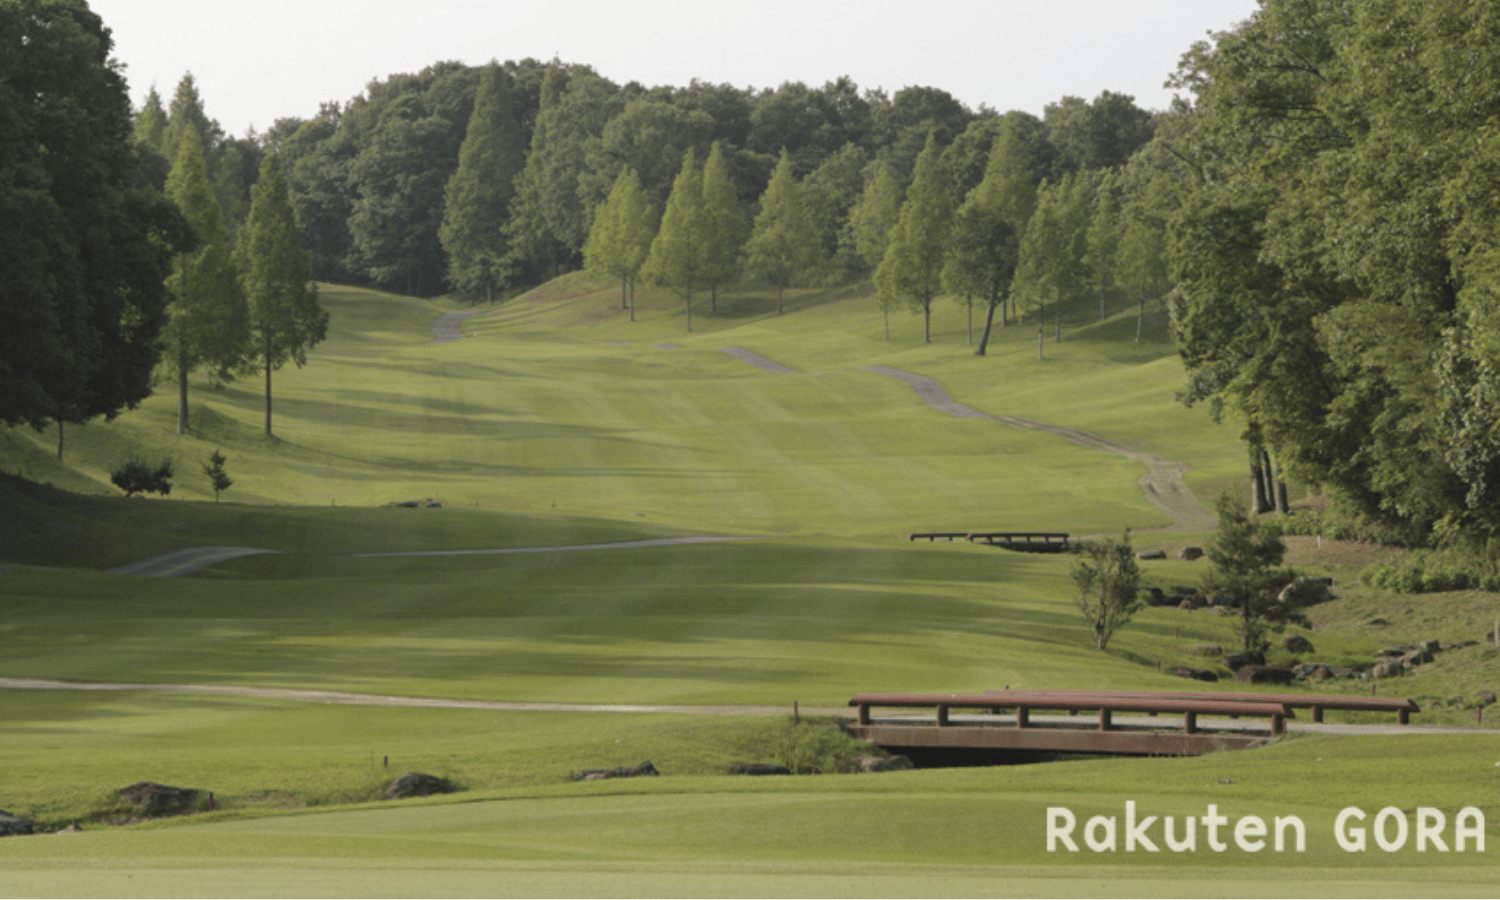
[1016,707,1030,729]
[1312,706,1324,724]
[936,705,949,727]
[1098,709,1113,731]
[1184,711,1197,734]
[857,704,870,726]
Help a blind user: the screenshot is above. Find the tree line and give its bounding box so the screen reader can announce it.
[2,1,326,444]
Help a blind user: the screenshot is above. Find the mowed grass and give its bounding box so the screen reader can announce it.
[3,276,1492,896]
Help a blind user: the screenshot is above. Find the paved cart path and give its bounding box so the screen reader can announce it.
[864,366,1217,531]
[430,309,480,342]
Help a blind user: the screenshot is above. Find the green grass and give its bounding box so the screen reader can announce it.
[1,275,1495,896]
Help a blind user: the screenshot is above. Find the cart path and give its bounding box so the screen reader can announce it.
[864,366,1217,532]
[1,677,1488,736]
[718,346,795,374]
[430,309,480,342]
[113,536,763,578]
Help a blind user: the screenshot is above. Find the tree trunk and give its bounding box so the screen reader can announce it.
[710,286,717,315]
[883,308,889,341]
[56,420,64,461]
[264,334,274,437]
[1037,322,1045,360]
[1099,287,1106,321]
[966,298,973,345]
[176,354,188,436]
[923,300,931,344]
[975,297,1000,357]
[1136,297,1145,343]
[1055,305,1062,342]
[1271,453,1290,513]
[1250,458,1272,515]
[777,282,783,315]
[620,277,628,311]
[685,293,692,333]
[628,280,635,323]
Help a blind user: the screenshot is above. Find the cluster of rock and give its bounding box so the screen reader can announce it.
[0,810,33,837]
[1137,547,1204,562]
[385,772,458,799]
[571,761,659,782]
[117,782,205,817]
[388,498,443,508]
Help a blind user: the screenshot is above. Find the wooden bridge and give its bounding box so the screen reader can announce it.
[847,689,1421,758]
[909,532,1071,553]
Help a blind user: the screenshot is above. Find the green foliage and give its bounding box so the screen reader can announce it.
[1202,495,1307,656]
[583,167,656,319]
[440,63,526,303]
[743,151,817,312]
[1070,532,1143,650]
[201,449,232,502]
[943,132,1025,354]
[697,142,749,310]
[110,457,174,498]
[1013,172,1092,350]
[848,162,902,274]
[771,719,862,775]
[235,153,328,436]
[874,134,955,343]
[641,149,703,328]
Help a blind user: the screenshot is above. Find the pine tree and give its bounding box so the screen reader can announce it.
[133,86,169,157]
[1084,172,1123,321]
[440,63,526,304]
[744,150,817,314]
[698,142,748,314]
[641,149,703,332]
[162,126,248,436]
[235,153,328,437]
[874,134,956,344]
[583,167,655,321]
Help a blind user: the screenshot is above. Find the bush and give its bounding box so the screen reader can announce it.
[773,719,863,774]
[110,458,173,498]
[1359,550,1493,594]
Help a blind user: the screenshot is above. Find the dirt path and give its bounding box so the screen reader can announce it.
[113,536,762,578]
[865,366,1217,531]
[719,347,795,374]
[430,309,479,342]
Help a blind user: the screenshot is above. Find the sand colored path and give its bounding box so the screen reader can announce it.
[864,365,1217,531]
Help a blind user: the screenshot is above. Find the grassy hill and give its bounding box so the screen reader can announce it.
[0,276,1495,896]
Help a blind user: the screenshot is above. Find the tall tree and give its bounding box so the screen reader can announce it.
[744,150,818,313]
[1083,172,1123,321]
[1202,495,1315,657]
[697,141,749,314]
[162,126,249,435]
[641,149,704,332]
[1014,172,1091,357]
[583,166,656,321]
[943,134,1024,352]
[1071,533,1143,650]
[848,163,903,338]
[235,154,328,437]
[801,142,869,284]
[440,63,526,303]
[874,133,956,343]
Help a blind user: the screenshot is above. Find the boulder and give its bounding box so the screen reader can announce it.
[572,761,659,782]
[1279,577,1333,605]
[1220,652,1264,672]
[1422,639,1442,655]
[1369,659,1406,679]
[729,763,791,776]
[116,782,202,817]
[385,772,458,800]
[1179,547,1204,561]
[853,754,914,773]
[0,810,33,837]
[1137,550,1167,561]
[1144,587,1169,606]
[1191,644,1223,657]
[1400,649,1433,668]
[1292,663,1335,682]
[1235,666,1296,685]
[1166,665,1218,683]
[1283,633,1316,655]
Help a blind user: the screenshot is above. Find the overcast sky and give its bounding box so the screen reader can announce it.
[91,0,1260,138]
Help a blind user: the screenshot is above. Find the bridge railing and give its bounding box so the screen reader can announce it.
[848,692,1295,736]
[983,688,1420,725]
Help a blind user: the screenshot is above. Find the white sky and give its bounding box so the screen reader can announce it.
[92,0,1260,138]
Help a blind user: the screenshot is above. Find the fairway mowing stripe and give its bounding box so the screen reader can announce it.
[718,347,795,374]
[348,536,764,558]
[863,365,1216,531]
[109,546,282,577]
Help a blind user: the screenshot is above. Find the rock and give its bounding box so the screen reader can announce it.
[572,761,659,782]
[1191,644,1223,657]
[1220,652,1264,672]
[1367,617,1388,627]
[1144,587,1168,606]
[1476,691,1497,708]
[1166,665,1218,683]
[853,754,913,773]
[729,763,791,776]
[1370,659,1406,679]
[1179,547,1204,561]
[1376,647,1405,658]
[1292,663,1334,682]
[1422,639,1442,655]
[1137,550,1167,561]
[1235,666,1296,685]
[56,824,82,834]
[1279,576,1334,605]
[1178,600,1196,611]
[0,810,34,837]
[1400,649,1433,668]
[385,772,458,800]
[1283,633,1316,654]
[116,782,202,817]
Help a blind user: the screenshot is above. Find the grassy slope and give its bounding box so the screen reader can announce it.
[1,277,1495,896]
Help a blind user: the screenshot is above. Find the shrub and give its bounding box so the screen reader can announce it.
[110,458,174,497]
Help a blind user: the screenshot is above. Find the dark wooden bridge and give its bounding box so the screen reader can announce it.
[909,532,1071,553]
[847,689,1421,758]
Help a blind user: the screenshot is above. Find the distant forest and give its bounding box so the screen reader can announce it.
[14,0,1500,552]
